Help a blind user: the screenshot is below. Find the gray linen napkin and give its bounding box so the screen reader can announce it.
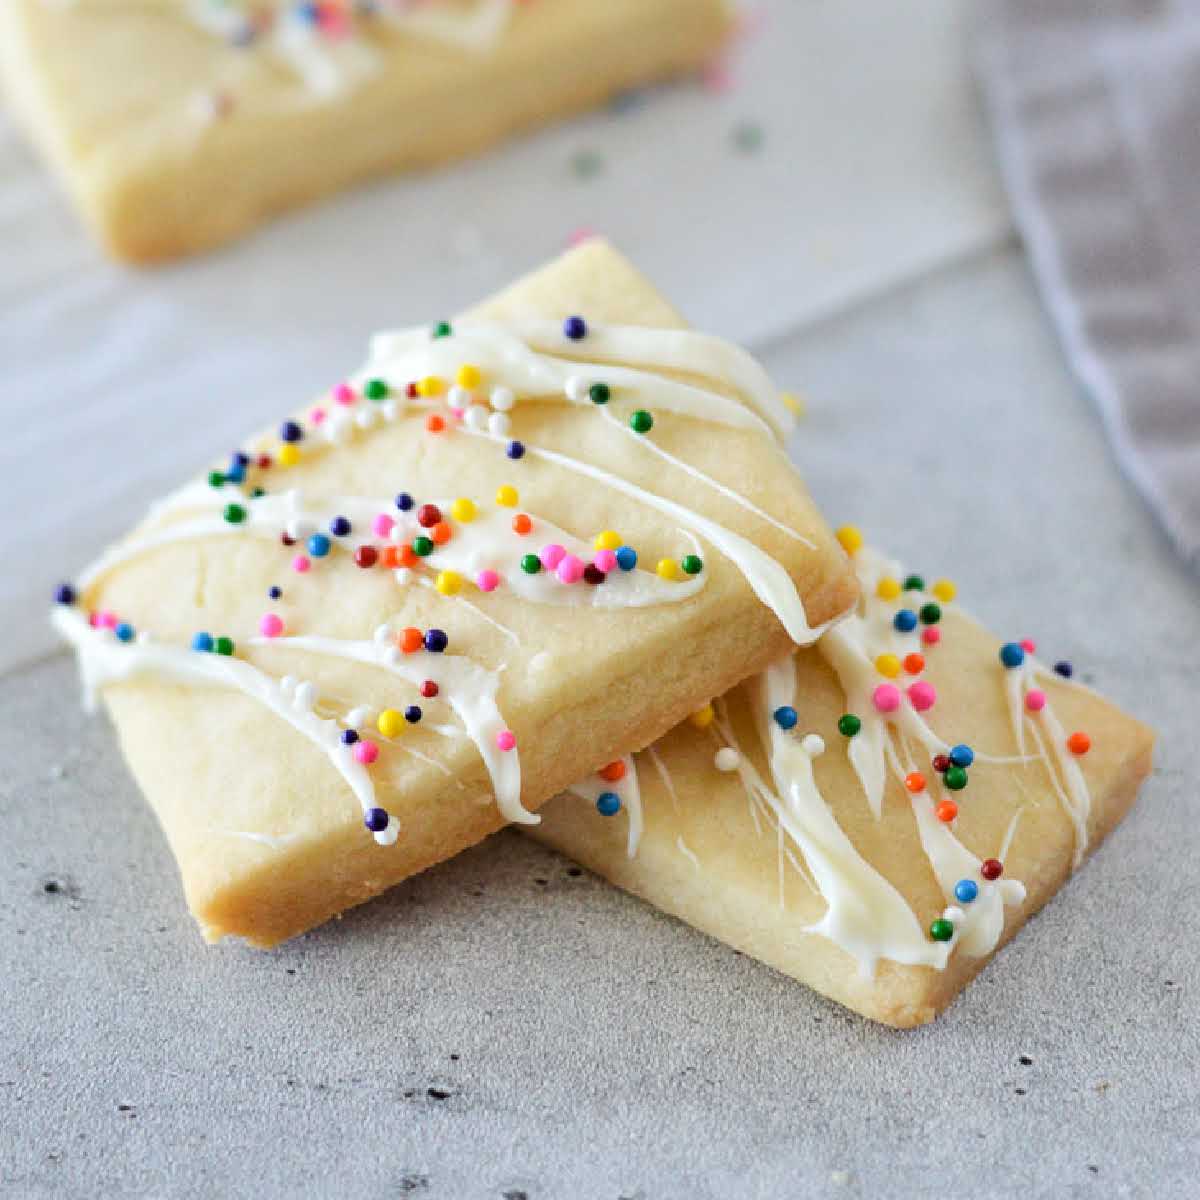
[976,0,1200,570]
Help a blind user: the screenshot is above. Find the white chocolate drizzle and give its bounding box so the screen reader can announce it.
[567,754,643,857]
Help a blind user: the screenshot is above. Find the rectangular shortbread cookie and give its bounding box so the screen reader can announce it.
[0,0,731,261]
[53,240,858,946]
[528,539,1154,1027]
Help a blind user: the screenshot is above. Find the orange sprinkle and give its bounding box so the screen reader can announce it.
[381,546,401,569]
[1067,731,1091,755]
[399,627,424,654]
[512,513,532,535]
[904,772,926,794]
[903,653,925,675]
[598,761,626,782]
[425,413,445,433]
[936,800,958,823]
[398,544,418,569]
[430,521,452,546]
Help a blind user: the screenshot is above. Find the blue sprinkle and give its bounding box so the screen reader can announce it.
[506,440,525,460]
[596,791,621,817]
[225,463,246,484]
[404,705,423,724]
[949,743,975,769]
[395,492,414,512]
[954,879,979,904]
[999,642,1025,669]
[563,315,588,341]
[115,622,135,643]
[192,632,214,653]
[424,628,448,654]
[894,609,918,633]
[268,586,282,600]
[340,729,359,745]
[773,706,798,731]
[307,533,331,558]
[329,515,352,537]
[54,583,76,605]
[280,420,303,443]
[1054,660,1074,678]
[615,546,638,571]
[364,807,389,833]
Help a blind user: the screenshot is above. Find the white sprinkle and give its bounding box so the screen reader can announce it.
[374,822,399,846]
[714,747,740,772]
[373,624,391,647]
[135,631,152,645]
[565,375,589,402]
[280,675,297,694]
[490,386,515,412]
[465,405,489,431]
[285,518,312,540]
[346,706,372,730]
[447,384,472,408]
[487,412,511,437]
[381,399,398,421]
[394,567,413,586]
[293,681,316,711]
[801,733,825,758]
[326,412,352,444]
[383,647,401,668]
[355,407,376,430]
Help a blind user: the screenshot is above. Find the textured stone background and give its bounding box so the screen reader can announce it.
[3,248,1197,1199]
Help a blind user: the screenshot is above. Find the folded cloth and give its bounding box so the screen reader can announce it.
[976,0,1200,571]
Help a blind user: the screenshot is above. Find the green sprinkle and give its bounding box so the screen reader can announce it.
[837,714,862,738]
[919,602,942,625]
[222,503,246,524]
[570,149,604,179]
[214,636,234,657]
[412,536,434,557]
[629,410,653,434]
[588,382,610,405]
[903,574,925,592]
[929,918,954,943]
[943,766,968,791]
[364,379,389,401]
[207,470,225,488]
[731,120,765,153]
[681,554,703,575]
[432,321,453,339]
[520,554,542,575]
[250,487,265,499]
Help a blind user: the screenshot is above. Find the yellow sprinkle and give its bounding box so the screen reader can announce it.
[656,558,680,581]
[377,709,405,739]
[455,364,481,389]
[836,525,863,556]
[495,485,518,507]
[782,391,806,418]
[876,577,901,601]
[932,579,957,603]
[450,497,477,523]
[435,570,463,596]
[277,444,300,468]
[689,704,715,729]
[593,530,622,552]
[417,375,445,398]
[875,653,901,679]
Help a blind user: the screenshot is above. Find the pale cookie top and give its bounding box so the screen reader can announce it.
[54,311,832,855]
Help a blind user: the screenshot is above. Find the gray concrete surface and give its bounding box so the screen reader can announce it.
[3,248,1198,1199]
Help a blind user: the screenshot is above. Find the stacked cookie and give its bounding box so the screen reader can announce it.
[52,241,1153,1025]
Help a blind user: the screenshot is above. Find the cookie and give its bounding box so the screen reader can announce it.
[52,239,858,946]
[528,534,1154,1027]
[0,0,732,261]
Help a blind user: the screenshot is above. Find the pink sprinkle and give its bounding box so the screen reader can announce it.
[449,407,465,421]
[88,612,101,628]
[907,681,937,712]
[1025,689,1047,713]
[540,543,566,570]
[593,548,617,573]
[495,730,517,752]
[334,383,356,406]
[353,739,379,765]
[476,569,500,593]
[259,613,284,638]
[567,227,598,248]
[1021,638,1037,654]
[556,554,584,584]
[702,60,733,93]
[292,555,311,573]
[922,627,942,647]
[373,513,394,538]
[310,407,327,425]
[99,611,118,629]
[872,684,901,714]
